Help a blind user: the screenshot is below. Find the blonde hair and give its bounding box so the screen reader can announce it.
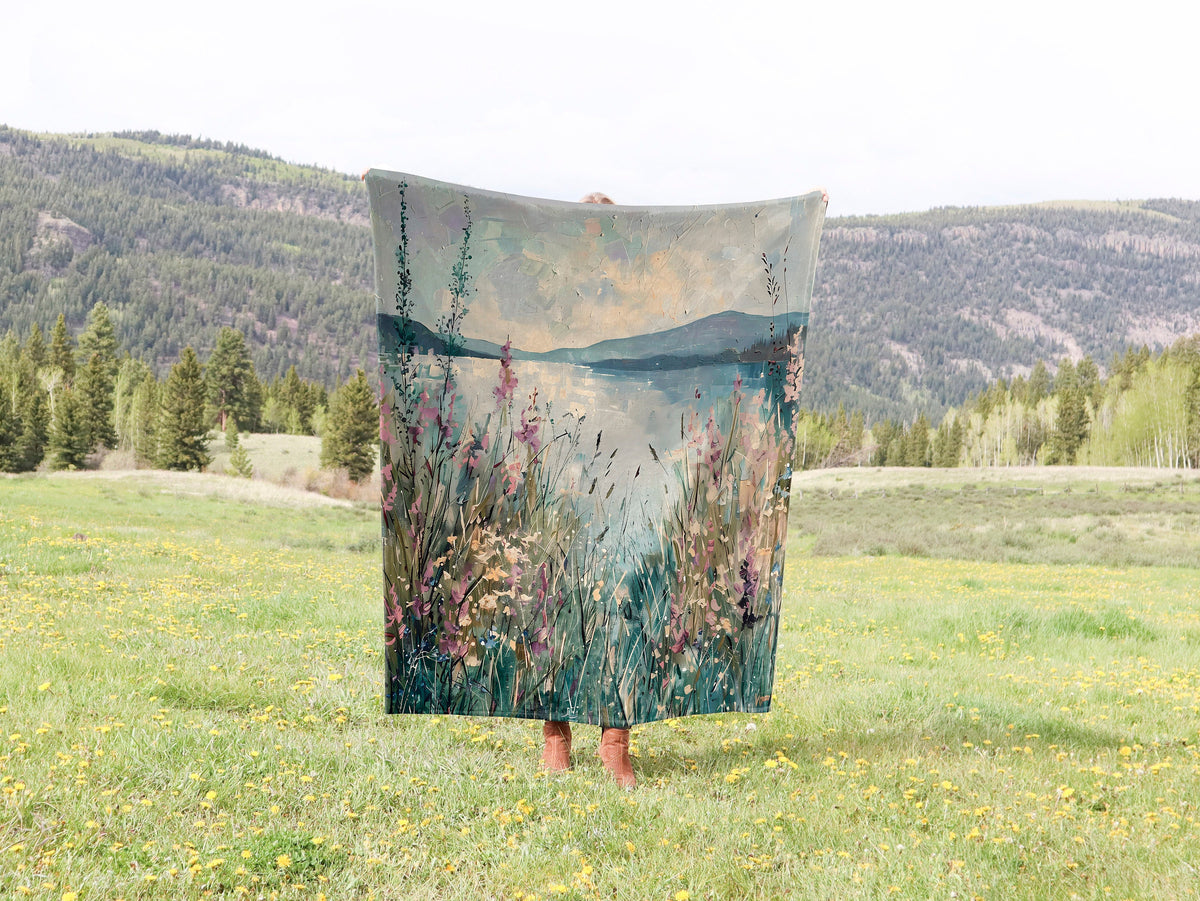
[579,192,615,205]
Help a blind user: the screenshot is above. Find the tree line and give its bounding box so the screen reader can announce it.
[8,300,1199,484]
[0,303,379,480]
[793,338,1200,469]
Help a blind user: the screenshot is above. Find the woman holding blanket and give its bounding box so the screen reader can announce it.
[541,190,635,789]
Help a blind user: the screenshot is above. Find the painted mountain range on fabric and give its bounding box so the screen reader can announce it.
[378,309,809,371]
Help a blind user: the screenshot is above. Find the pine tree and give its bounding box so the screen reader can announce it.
[113,357,154,451]
[0,391,16,472]
[49,388,90,470]
[225,415,241,450]
[24,323,47,371]
[15,390,50,471]
[884,433,907,467]
[905,413,932,466]
[78,302,119,383]
[129,376,159,466]
[50,314,75,384]
[1026,361,1051,405]
[320,369,378,482]
[948,416,965,465]
[78,351,117,452]
[1048,359,1089,464]
[932,416,958,467]
[1076,355,1102,407]
[226,423,254,478]
[157,346,211,471]
[848,410,865,448]
[205,327,262,432]
[0,332,46,472]
[278,365,315,435]
[870,420,899,467]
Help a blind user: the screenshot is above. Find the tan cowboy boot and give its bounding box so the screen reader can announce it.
[599,727,636,789]
[541,721,572,772]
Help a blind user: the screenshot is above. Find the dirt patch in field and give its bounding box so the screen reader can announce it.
[46,470,354,509]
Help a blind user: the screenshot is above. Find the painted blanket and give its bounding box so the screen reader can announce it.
[368,171,825,725]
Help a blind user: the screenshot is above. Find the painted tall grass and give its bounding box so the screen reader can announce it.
[379,183,806,725]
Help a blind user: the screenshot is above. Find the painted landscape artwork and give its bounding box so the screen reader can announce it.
[368,172,826,726]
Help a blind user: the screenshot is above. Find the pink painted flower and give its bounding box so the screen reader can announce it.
[669,625,689,654]
[505,561,524,595]
[436,390,457,441]
[417,390,437,423]
[503,460,523,496]
[515,401,541,454]
[386,584,408,642]
[439,634,468,657]
[493,339,518,408]
[705,415,723,468]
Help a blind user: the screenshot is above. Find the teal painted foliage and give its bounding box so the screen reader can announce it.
[370,173,825,725]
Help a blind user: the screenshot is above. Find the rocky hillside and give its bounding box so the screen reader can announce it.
[3,126,1199,418]
[809,200,1200,418]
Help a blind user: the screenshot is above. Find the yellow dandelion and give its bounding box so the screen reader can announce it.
[276,854,291,869]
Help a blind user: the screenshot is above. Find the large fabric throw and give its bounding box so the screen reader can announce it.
[368,171,826,726]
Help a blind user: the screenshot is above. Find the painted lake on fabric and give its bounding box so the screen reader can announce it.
[441,355,794,538]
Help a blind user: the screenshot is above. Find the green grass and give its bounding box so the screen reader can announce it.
[208,432,324,482]
[1,470,1198,900]
[791,466,1200,567]
[206,433,380,496]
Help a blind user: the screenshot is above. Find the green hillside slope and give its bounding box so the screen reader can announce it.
[0,126,373,385]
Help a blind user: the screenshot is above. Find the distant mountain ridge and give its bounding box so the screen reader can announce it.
[3,125,1200,419]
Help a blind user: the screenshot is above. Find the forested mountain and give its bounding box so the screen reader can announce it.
[3,125,1199,419]
[809,202,1200,419]
[0,126,372,386]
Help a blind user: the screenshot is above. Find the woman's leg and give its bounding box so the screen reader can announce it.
[599,727,635,788]
[541,720,572,771]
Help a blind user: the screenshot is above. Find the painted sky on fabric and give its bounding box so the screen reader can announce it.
[4,0,1198,216]
[370,172,824,352]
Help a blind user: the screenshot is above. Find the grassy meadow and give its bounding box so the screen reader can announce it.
[1,467,1198,900]
[206,433,324,483]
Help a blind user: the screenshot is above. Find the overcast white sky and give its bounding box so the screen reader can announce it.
[4,0,1198,216]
